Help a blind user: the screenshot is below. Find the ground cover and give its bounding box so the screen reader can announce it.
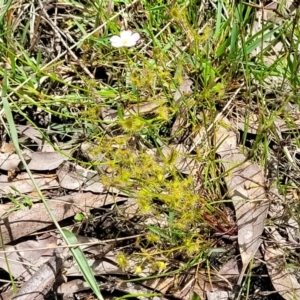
[1,0,300,299]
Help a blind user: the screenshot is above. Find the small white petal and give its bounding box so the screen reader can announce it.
[110,35,124,48]
[110,35,121,42]
[112,42,124,48]
[120,30,133,39]
[131,33,140,43]
[110,30,140,48]
[124,40,137,47]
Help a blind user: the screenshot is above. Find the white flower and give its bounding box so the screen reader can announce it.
[110,30,140,48]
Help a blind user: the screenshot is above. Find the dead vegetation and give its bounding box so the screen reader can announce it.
[1,0,300,299]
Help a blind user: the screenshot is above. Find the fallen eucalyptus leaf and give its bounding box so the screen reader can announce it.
[215,118,268,285]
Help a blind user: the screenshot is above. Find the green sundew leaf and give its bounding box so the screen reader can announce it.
[62,229,104,300]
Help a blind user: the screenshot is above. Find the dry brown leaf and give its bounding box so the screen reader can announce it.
[27,152,66,171]
[0,142,15,154]
[57,279,90,299]
[171,77,193,141]
[144,270,207,300]
[57,161,118,193]
[172,275,203,300]
[125,101,163,116]
[264,245,300,300]
[80,142,109,175]
[206,291,231,300]
[100,106,118,123]
[286,218,300,244]
[0,151,65,172]
[0,290,14,300]
[191,275,207,300]
[0,234,58,281]
[12,251,63,300]
[0,153,23,171]
[65,251,123,276]
[236,113,300,134]
[218,258,241,278]
[0,192,128,245]
[148,276,174,295]
[236,113,260,134]
[171,108,188,141]
[16,124,43,149]
[101,101,166,127]
[74,236,113,255]
[0,173,58,195]
[215,118,268,285]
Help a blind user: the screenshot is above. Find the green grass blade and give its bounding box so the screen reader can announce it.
[62,229,103,300]
[2,70,103,299]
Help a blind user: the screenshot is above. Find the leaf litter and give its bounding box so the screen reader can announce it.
[1,0,300,299]
[215,117,269,285]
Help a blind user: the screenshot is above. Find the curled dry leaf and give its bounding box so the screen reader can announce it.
[215,118,268,284]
